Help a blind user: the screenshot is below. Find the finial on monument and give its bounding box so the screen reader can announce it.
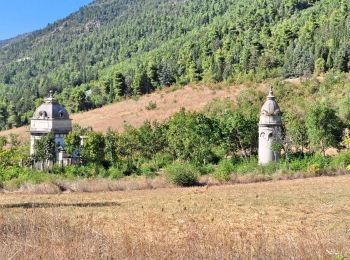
[45,90,57,104]
[267,85,274,99]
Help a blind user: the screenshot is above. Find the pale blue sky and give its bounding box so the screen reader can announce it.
[0,0,93,40]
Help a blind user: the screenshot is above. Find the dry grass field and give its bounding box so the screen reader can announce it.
[0,84,243,139]
[1,175,350,259]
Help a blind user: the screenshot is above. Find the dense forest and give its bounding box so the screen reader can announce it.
[0,0,349,130]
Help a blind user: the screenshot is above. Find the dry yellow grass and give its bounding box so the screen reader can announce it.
[1,175,350,259]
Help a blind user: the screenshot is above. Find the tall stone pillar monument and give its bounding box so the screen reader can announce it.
[258,87,282,165]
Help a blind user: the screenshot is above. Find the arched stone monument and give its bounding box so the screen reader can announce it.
[258,87,282,165]
[30,91,72,155]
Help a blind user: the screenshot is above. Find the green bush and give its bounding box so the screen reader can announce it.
[153,153,173,168]
[198,164,215,175]
[140,162,158,178]
[232,157,258,175]
[108,167,125,179]
[307,163,320,175]
[1,166,22,181]
[210,146,226,163]
[257,161,282,175]
[307,154,331,169]
[64,165,84,178]
[1,167,59,188]
[213,159,234,181]
[64,164,107,178]
[288,158,308,171]
[165,162,199,186]
[145,101,157,110]
[22,170,57,184]
[51,164,65,175]
[84,164,107,178]
[330,151,350,169]
[138,153,173,178]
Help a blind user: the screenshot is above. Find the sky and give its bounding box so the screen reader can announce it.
[0,0,93,40]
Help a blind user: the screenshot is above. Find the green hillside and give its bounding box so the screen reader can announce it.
[0,0,349,130]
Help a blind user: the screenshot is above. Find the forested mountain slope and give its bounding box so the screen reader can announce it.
[0,0,349,130]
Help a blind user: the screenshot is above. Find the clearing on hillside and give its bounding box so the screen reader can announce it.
[0,84,243,139]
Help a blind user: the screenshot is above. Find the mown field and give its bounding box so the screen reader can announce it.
[1,175,349,259]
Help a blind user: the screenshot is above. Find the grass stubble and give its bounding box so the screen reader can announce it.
[0,175,350,259]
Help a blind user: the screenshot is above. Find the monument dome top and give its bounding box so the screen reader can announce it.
[32,91,70,120]
[259,87,282,125]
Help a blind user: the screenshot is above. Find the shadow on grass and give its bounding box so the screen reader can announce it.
[0,201,121,209]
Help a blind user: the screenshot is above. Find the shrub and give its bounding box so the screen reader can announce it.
[64,165,84,178]
[307,154,330,169]
[198,164,215,175]
[24,171,57,185]
[211,146,226,162]
[51,164,65,175]
[165,162,198,186]
[153,153,173,169]
[139,154,173,178]
[330,151,350,169]
[108,167,124,180]
[213,170,230,182]
[332,255,346,260]
[285,154,332,173]
[307,164,320,175]
[1,166,23,181]
[232,157,258,175]
[145,101,157,110]
[63,164,106,178]
[257,161,283,176]
[140,162,158,178]
[2,168,59,189]
[288,158,308,171]
[85,164,107,178]
[213,159,234,181]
